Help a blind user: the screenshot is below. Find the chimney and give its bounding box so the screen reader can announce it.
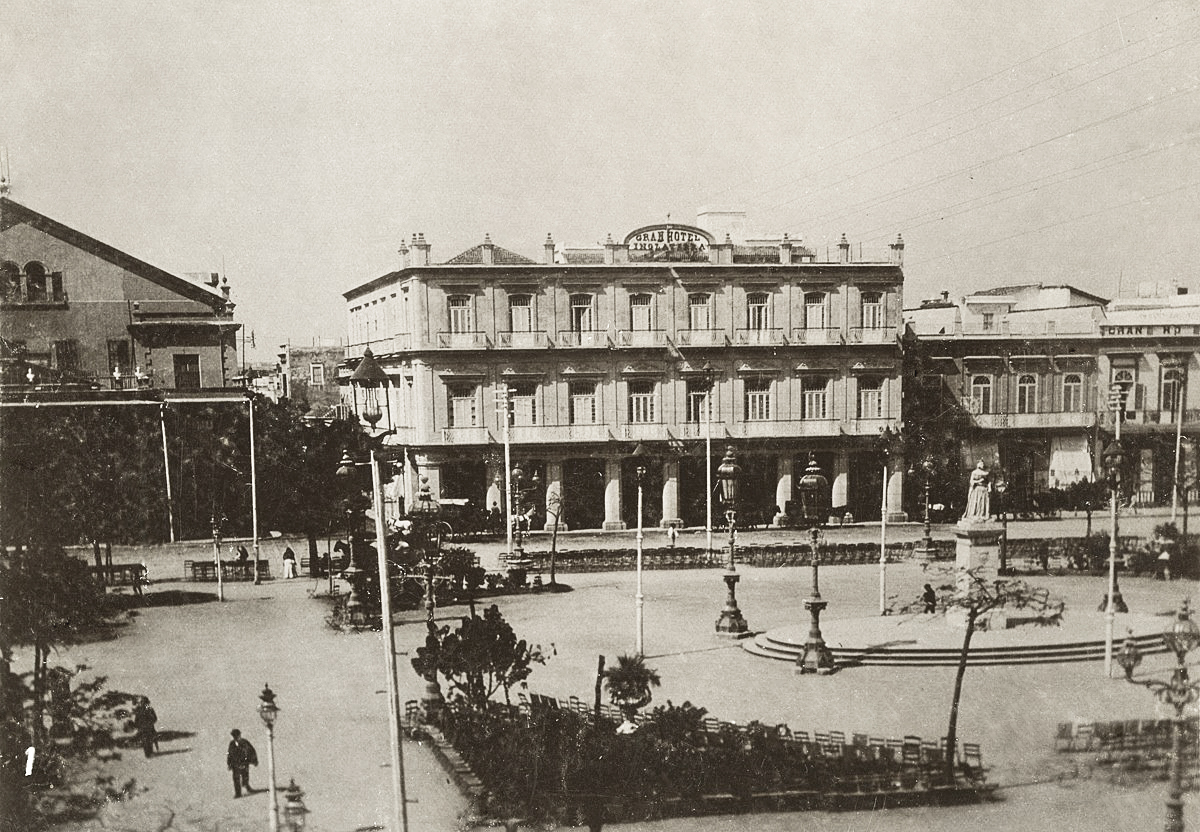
[481,233,495,266]
[889,233,905,266]
[544,233,555,265]
[604,233,616,266]
[779,232,792,265]
[941,290,949,303]
[413,233,431,267]
[398,240,411,270]
[1179,287,1189,295]
[221,275,231,300]
[837,233,850,264]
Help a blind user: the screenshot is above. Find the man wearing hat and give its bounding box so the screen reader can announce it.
[226,729,258,797]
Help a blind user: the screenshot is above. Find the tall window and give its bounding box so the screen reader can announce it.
[1016,374,1037,414]
[309,363,325,386]
[804,292,826,329]
[744,377,771,421]
[570,294,594,332]
[970,375,993,414]
[628,379,656,423]
[861,292,883,329]
[801,376,828,419]
[448,384,478,427]
[629,293,652,330]
[509,295,532,332]
[173,354,201,389]
[448,295,473,333]
[1162,367,1185,414]
[857,376,883,418]
[1062,373,1083,412]
[1,261,18,301]
[1112,368,1135,410]
[107,339,131,377]
[569,381,597,424]
[981,312,995,332]
[508,382,537,426]
[24,262,47,302]
[686,378,712,423]
[688,293,712,330]
[746,292,770,330]
[51,340,80,374]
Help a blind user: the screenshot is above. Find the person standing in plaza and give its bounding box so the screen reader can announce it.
[282,546,298,579]
[226,728,258,797]
[132,697,158,757]
[922,583,938,613]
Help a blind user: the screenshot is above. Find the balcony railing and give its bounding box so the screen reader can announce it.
[677,421,723,439]
[497,331,551,349]
[615,330,667,347]
[1102,409,1200,428]
[733,328,786,346]
[674,329,727,347]
[790,327,843,345]
[556,330,610,348]
[508,424,613,443]
[436,331,491,349]
[727,419,840,438]
[847,326,897,344]
[845,417,895,434]
[973,411,1097,429]
[618,423,672,441]
[1,290,69,308]
[435,426,493,444]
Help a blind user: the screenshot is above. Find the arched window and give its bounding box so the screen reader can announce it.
[1162,367,1185,414]
[1016,374,1037,414]
[746,292,770,330]
[688,293,712,330]
[24,261,46,303]
[447,295,473,333]
[970,375,992,414]
[861,292,883,329]
[1062,373,1083,412]
[804,292,826,329]
[1,261,19,301]
[508,294,532,333]
[1112,368,1135,411]
[570,294,594,332]
[629,293,652,331]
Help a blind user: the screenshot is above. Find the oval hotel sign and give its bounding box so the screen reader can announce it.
[624,223,713,260]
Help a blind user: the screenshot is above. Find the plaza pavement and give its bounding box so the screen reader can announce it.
[47,514,1198,832]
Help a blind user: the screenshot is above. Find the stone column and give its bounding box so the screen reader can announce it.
[886,464,907,522]
[543,459,567,531]
[773,455,794,526]
[603,457,626,530]
[661,458,681,527]
[831,451,849,518]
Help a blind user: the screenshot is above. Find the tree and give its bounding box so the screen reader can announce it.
[901,569,1062,785]
[411,605,546,712]
[601,654,661,731]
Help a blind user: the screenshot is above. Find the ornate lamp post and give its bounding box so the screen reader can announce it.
[994,472,1008,574]
[634,454,647,656]
[702,361,715,556]
[714,446,749,635]
[1103,437,1129,676]
[282,779,308,832]
[348,347,390,430]
[1116,601,1200,832]
[335,451,370,628]
[257,684,281,832]
[918,457,935,567]
[797,471,836,674]
[211,514,225,602]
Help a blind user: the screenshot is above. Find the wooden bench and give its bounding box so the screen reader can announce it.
[90,563,147,589]
[183,559,272,581]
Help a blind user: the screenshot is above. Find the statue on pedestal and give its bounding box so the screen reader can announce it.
[962,461,991,522]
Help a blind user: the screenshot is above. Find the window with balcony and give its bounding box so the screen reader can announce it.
[628,379,656,423]
[1016,374,1038,414]
[570,294,595,332]
[448,383,479,427]
[858,375,883,418]
[309,363,325,386]
[107,339,131,378]
[804,292,826,329]
[629,293,653,330]
[1162,367,1185,414]
[509,294,532,332]
[688,293,712,330]
[970,375,993,414]
[174,354,201,390]
[51,340,80,375]
[801,376,828,419]
[509,381,538,426]
[1062,373,1083,412]
[861,292,883,329]
[686,378,712,423]
[448,295,473,333]
[569,381,598,424]
[744,376,771,421]
[746,292,770,331]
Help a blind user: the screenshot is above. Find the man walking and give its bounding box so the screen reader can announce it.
[133,697,158,757]
[226,728,258,797]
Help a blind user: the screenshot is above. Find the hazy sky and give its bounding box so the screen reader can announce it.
[4,1,1198,360]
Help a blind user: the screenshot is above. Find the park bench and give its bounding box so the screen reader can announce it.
[183,559,272,582]
[90,563,147,588]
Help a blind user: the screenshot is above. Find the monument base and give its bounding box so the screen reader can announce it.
[946,520,1003,628]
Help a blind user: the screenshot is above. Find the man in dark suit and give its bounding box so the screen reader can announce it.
[226,729,258,797]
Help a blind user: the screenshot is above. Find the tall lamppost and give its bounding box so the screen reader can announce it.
[634,456,647,656]
[703,361,715,556]
[994,471,1008,574]
[508,463,539,570]
[257,684,280,832]
[797,474,836,674]
[1103,436,1129,677]
[714,446,749,635]
[410,475,451,721]
[211,514,225,602]
[918,457,934,566]
[1116,601,1200,832]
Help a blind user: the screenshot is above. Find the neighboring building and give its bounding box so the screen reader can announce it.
[1,196,239,396]
[277,340,346,420]
[905,282,1199,509]
[341,218,908,530]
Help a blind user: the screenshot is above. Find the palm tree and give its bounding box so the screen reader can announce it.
[601,654,661,731]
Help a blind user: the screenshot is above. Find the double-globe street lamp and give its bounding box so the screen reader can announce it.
[1116,601,1200,832]
[258,684,281,832]
[714,446,749,636]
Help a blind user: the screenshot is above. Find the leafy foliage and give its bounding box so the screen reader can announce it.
[601,654,661,716]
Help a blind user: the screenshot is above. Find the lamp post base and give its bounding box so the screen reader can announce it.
[796,598,837,674]
[715,571,750,636]
[421,677,444,726]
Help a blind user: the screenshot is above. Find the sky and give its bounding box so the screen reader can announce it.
[3,0,1199,362]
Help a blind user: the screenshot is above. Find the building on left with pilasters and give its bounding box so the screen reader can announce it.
[1,196,241,400]
[340,214,908,532]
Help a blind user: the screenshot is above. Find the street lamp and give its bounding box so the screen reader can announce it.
[282,779,308,832]
[257,684,280,832]
[1103,437,1130,677]
[1116,601,1200,832]
[508,463,539,570]
[918,457,935,567]
[634,445,648,655]
[994,472,1008,574]
[714,446,749,635]
[211,514,225,602]
[702,361,715,556]
[349,347,390,429]
[797,486,836,674]
[335,450,369,628]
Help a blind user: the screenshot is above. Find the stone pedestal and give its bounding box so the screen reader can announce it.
[945,520,1002,629]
